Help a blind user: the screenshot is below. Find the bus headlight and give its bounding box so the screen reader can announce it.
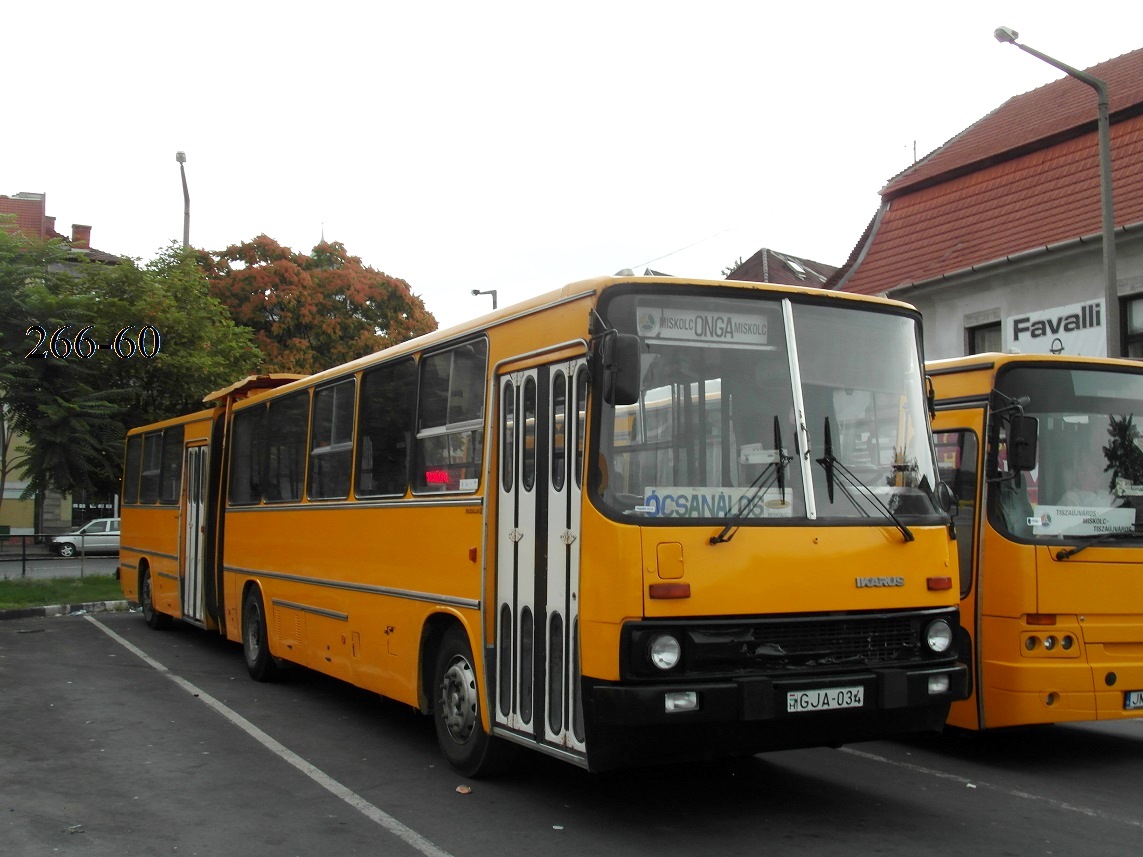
[924,619,953,654]
[648,634,682,670]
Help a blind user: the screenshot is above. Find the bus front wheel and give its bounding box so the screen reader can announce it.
[242,588,280,682]
[432,626,515,778]
[140,568,171,630]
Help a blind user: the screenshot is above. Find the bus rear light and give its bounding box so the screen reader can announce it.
[1027,614,1057,626]
[649,583,691,599]
[664,691,698,713]
[1061,635,1075,650]
[926,576,953,591]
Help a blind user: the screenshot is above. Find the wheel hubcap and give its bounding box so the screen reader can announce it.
[245,604,261,660]
[440,655,477,743]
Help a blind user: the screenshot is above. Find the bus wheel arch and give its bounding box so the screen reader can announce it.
[241,582,282,682]
[139,561,171,630]
[426,619,516,778]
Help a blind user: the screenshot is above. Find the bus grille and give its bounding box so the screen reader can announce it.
[686,614,921,673]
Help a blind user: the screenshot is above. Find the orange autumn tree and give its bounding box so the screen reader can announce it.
[203,235,437,375]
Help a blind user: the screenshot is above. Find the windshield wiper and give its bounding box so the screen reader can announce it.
[815,417,915,543]
[1056,530,1141,560]
[710,416,792,545]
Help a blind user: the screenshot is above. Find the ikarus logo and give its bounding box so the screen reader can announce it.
[856,576,906,588]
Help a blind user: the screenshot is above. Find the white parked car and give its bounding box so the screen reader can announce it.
[48,518,120,557]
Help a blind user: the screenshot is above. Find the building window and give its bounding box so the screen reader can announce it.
[967,323,1001,355]
[1124,296,1143,358]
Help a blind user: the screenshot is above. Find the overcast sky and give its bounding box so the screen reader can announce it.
[6,1,1142,331]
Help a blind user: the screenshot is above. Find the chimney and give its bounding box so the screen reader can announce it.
[44,215,56,236]
[71,224,91,248]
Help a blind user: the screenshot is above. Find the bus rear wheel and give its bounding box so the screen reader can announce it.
[432,626,515,778]
[140,568,171,630]
[242,588,281,682]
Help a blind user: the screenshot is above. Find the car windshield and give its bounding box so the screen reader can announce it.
[595,290,942,524]
[989,365,1143,540]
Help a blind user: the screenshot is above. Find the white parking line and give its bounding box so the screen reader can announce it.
[840,746,1143,829]
[87,615,456,857]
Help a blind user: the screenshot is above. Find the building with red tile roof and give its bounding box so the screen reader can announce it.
[829,47,1143,359]
[0,192,120,264]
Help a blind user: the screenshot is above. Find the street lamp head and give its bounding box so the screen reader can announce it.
[176,151,186,164]
[471,289,480,296]
[994,26,1018,44]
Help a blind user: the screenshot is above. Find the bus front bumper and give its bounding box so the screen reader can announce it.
[576,664,968,769]
[589,663,969,726]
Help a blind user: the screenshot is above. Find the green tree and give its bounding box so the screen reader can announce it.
[62,243,262,426]
[722,256,744,278]
[0,232,261,502]
[0,228,125,499]
[203,235,437,374]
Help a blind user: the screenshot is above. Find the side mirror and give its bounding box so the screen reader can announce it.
[601,333,641,406]
[937,480,959,516]
[1008,414,1038,472]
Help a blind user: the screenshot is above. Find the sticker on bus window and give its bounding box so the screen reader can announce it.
[1030,505,1134,536]
[641,487,793,519]
[636,306,768,346]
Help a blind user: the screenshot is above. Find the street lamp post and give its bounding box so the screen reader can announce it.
[994,27,1119,357]
[175,151,190,249]
[471,289,498,309]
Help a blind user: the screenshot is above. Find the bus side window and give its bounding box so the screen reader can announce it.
[414,340,487,493]
[357,358,416,497]
[229,407,266,505]
[266,393,308,503]
[309,379,356,500]
[139,432,163,503]
[159,425,185,505]
[123,435,143,504]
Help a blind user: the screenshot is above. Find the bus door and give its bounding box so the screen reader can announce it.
[934,412,984,728]
[495,359,588,755]
[181,444,209,625]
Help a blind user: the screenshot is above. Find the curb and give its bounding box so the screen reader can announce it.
[0,600,134,622]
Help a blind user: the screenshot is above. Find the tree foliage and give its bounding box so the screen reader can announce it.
[0,231,260,502]
[0,231,124,499]
[63,243,262,426]
[722,256,745,278]
[202,235,437,374]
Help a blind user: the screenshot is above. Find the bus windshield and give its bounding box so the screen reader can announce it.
[596,292,941,523]
[991,365,1143,540]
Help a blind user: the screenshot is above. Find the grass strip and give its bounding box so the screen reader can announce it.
[0,574,124,610]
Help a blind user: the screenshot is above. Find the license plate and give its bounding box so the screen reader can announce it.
[787,685,864,713]
[1125,691,1143,710]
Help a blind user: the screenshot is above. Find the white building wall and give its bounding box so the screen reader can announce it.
[893,230,1143,360]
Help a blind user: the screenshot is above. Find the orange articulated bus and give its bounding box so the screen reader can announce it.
[120,275,966,775]
[929,352,1143,730]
